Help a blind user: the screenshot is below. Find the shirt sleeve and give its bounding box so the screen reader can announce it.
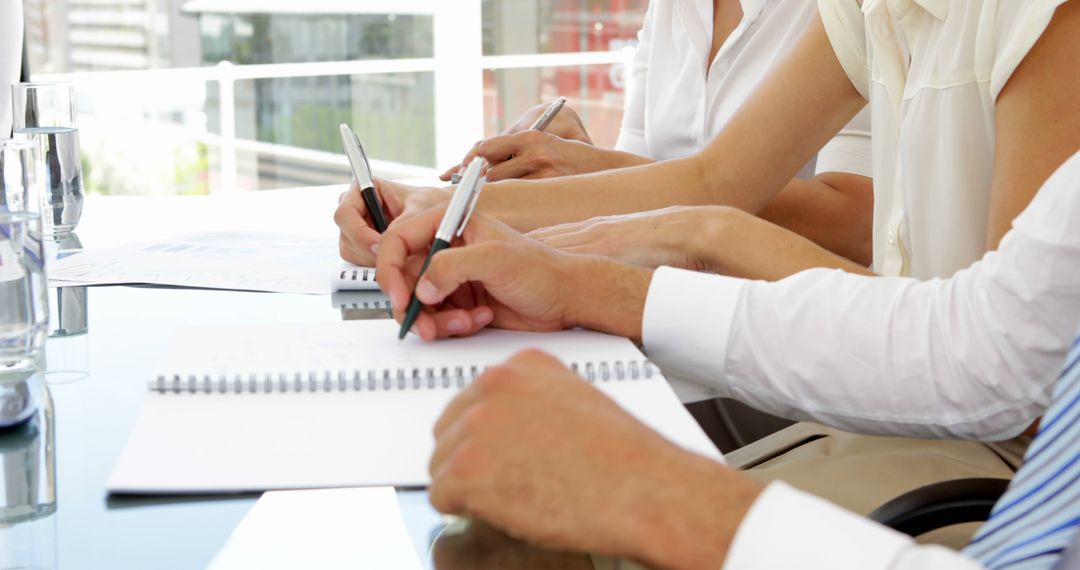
[724,482,984,570]
[816,0,870,100]
[613,2,653,156]
[989,0,1069,100]
[642,267,746,403]
[643,151,1080,439]
[815,105,872,177]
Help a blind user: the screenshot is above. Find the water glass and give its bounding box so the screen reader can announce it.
[11,83,84,236]
[0,143,48,371]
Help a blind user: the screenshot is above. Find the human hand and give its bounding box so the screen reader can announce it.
[469,131,608,182]
[429,350,763,570]
[334,179,450,266]
[439,103,592,182]
[375,206,586,341]
[529,206,729,271]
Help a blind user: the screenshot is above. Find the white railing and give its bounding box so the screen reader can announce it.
[36,0,638,193]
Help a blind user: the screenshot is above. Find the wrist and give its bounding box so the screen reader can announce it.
[560,254,651,342]
[631,454,764,570]
[696,206,738,274]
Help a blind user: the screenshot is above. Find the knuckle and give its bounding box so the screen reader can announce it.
[446,439,487,479]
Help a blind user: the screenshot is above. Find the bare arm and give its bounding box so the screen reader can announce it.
[757,172,874,266]
[986,1,1080,250]
[475,14,867,232]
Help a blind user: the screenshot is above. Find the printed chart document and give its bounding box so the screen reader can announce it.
[208,487,423,570]
[48,232,376,294]
[107,320,722,494]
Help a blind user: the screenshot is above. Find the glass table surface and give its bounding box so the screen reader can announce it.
[4,284,598,569]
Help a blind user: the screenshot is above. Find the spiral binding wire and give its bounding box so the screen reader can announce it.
[339,268,376,283]
[149,359,657,394]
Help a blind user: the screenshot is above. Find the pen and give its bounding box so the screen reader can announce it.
[399,159,486,340]
[339,123,389,233]
[451,96,567,184]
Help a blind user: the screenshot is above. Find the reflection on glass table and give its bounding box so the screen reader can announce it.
[45,234,90,385]
[0,371,57,569]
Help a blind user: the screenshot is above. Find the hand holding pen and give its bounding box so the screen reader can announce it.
[340,123,390,233]
[445,97,569,184]
[398,159,487,339]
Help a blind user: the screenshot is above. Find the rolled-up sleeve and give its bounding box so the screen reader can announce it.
[724,482,984,570]
[817,0,871,100]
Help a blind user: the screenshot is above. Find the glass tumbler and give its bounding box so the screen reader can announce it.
[0,141,49,372]
[12,83,84,236]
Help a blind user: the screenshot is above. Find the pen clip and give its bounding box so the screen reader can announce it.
[456,176,485,238]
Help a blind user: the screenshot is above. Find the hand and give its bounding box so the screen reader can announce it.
[439,103,592,182]
[470,131,607,182]
[334,179,450,266]
[429,350,764,570]
[375,206,584,341]
[529,206,729,271]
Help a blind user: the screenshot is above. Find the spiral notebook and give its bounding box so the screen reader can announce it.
[107,320,721,494]
[330,266,379,291]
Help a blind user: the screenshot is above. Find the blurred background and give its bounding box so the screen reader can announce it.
[22,0,645,195]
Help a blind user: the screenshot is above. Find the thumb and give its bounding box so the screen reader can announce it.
[416,241,512,305]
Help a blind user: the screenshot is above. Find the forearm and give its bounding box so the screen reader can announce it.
[696,207,873,281]
[476,15,864,232]
[756,172,873,266]
[479,157,706,232]
[563,255,653,343]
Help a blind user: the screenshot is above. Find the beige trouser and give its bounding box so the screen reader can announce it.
[726,422,1030,549]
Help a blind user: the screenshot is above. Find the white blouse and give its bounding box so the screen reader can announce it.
[616,0,872,179]
[0,1,23,137]
[818,0,1069,278]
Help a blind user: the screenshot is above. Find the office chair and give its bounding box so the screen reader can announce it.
[869,477,1011,537]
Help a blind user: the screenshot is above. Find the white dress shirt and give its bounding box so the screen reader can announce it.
[645,149,1080,443]
[818,0,1069,279]
[0,1,22,138]
[680,151,1080,570]
[615,0,872,179]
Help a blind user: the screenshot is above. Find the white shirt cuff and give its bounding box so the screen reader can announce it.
[642,267,746,403]
[724,482,913,570]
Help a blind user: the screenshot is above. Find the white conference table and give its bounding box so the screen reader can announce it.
[12,186,599,569]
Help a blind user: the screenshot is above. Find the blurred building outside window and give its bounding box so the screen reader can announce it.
[21,0,645,196]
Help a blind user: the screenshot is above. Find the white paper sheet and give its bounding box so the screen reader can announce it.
[208,487,423,570]
[107,321,723,494]
[47,232,377,294]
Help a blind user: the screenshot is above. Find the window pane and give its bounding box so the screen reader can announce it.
[484,64,627,149]
[482,0,646,56]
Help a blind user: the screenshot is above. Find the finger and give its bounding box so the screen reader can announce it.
[433,369,495,437]
[439,163,462,181]
[476,135,525,165]
[414,242,511,306]
[484,156,540,182]
[334,205,381,265]
[526,221,586,240]
[533,229,595,251]
[376,205,451,311]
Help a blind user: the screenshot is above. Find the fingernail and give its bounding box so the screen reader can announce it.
[370,243,380,256]
[447,318,467,333]
[417,279,438,303]
[475,311,493,326]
